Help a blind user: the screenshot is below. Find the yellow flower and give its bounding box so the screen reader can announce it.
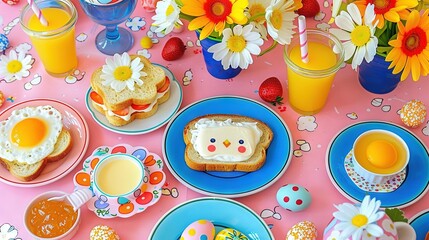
[385,9,429,81]
[354,0,418,28]
[181,0,248,40]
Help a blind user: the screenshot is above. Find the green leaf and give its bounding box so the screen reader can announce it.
[385,208,408,223]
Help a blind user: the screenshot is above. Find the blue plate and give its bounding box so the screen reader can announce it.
[148,197,274,239]
[326,121,429,208]
[85,64,183,135]
[410,209,429,240]
[162,96,292,197]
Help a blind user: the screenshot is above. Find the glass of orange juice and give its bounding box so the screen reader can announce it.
[284,29,344,115]
[20,0,78,77]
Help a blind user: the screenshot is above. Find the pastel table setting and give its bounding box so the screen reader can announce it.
[1,0,429,239]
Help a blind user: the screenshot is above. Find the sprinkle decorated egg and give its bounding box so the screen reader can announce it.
[286,221,317,240]
[276,184,311,212]
[215,228,248,240]
[400,99,426,128]
[180,220,215,240]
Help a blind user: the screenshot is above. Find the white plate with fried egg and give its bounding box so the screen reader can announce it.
[0,99,89,187]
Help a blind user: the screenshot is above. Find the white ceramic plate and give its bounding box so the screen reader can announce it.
[85,64,183,135]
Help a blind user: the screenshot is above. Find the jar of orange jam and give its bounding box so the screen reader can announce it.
[26,198,78,238]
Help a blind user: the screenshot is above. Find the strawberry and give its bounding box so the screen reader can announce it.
[259,77,284,106]
[162,37,186,61]
[297,0,320,18]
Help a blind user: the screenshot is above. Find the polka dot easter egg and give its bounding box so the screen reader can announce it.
[286,221,317,240]
[215,228,248,240]
[276,184,311,212]
[180,220,215,240]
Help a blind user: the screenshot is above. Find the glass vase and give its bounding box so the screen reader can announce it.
[358,54,401,94]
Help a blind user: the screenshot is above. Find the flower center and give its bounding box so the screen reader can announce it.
[270,9,283,30]
[6,60,22,74]
[352,214,368,227]
[249,4,265,23]
[402,27,427,56]
[351,25,371,47]
[113,66,132,81]
[166,4,174,16]
[227,35,246,52]
[372,0,396,14]
[205,0,232,22]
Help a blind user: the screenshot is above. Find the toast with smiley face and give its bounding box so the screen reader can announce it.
[183,114,273,172]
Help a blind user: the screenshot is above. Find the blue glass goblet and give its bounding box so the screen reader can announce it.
[79,0,137,55]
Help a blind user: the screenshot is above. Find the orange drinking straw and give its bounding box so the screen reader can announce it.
[298,15,308,63]
[27,0,48,26]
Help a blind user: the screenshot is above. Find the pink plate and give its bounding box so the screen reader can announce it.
[0,99,90,187]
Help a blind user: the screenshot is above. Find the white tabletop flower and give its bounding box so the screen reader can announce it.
[333,195,385,240]
[329,3,378,70]
[265,0,297,45]
[100,53,146,92]
[246,0,271,40]
[0,50,32,83]
[208,24,263,70]
[152,0,182,34]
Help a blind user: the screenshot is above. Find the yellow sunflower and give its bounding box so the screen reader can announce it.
[181,0,248,40]
[385,9,429,81]
[354,0,418,28]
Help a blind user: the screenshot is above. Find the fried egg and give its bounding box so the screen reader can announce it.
[0,105,63,164]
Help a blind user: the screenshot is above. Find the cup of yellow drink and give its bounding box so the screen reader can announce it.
[20,0,78,77]
[352,129,409,184]
[284,29,344,115]
[92,153,145,200]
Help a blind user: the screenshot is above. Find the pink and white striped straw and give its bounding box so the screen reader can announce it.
[27,0,48,26]
[298,15,309,63]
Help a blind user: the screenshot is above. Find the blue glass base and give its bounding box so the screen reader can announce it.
[96,27,134,55]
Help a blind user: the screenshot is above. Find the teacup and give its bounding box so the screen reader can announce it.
[92,153,145,200]
[352,129,409,184]
[324,212,416,240]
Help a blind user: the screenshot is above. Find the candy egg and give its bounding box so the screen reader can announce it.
[180,220,215,240]
[400,99,426,128]
[215,228,248,240]
[286,221,317,240]
[276,184,311,212]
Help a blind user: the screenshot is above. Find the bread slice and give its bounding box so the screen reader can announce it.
[183,114,273,172]
[0,128,73,181]
[90,55,166,111]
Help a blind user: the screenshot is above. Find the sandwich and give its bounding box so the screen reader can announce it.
[183,114,273,172]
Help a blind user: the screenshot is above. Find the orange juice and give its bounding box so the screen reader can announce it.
[284,29,344,115]
[20,0,78,77]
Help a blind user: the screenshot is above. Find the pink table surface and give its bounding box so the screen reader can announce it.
[1,0,429,239]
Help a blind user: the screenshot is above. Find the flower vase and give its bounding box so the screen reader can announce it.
[358,54,401,94]
[196,32,242,79]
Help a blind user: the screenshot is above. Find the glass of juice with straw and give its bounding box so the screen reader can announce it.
[20,0,78,77]
[284,17,344,115]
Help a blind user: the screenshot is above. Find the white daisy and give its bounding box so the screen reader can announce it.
[100,52,146,92]
[265,0,297,45]
[330,0,343,23]
[329,3,378,70]
[151,0,182,34]
[333,195,385,240]
[208,24,263,70]
[245,0,271,40]
[0,50,32,82]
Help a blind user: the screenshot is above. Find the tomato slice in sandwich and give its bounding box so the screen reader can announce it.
[90,91,104,104]
[157,77,170,93]
[112,108,129,116]
[131,103,151,111]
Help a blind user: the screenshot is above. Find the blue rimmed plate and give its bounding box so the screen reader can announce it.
[162,96,292,198]
[85,64,182,135]
[326,121,429,208]
[148,197,274,239]
[410,209,429,240]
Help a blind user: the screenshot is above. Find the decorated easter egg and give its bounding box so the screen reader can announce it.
[90,225,120,240]
[215,228,248,240]
[2,0,18,5]
[286,221,317,240]
[0,34,9,51]
[400,99,426,128]
[276,184,311,212]
[180,220,215,240]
